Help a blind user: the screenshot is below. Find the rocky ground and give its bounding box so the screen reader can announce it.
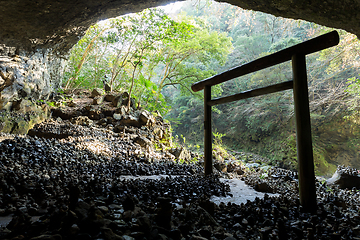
[1,89,360,240]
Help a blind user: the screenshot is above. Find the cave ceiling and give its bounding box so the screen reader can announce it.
[0,0,359,54]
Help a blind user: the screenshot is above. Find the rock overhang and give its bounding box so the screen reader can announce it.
[0,0,359,54]
[0,0,173,53]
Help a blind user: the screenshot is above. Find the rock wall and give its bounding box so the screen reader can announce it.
[0,46,64,110]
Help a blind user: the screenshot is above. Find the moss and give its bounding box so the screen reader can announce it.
[0,102,50,135]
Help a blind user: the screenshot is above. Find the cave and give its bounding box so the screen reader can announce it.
[0,1,360,239]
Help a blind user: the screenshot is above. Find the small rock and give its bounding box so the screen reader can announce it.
[170,147,191,161]
[67,101,77,107]
[92,96,105,105]
[122,235,134,240]
[98,206,109,214]
[254,182,273,193]
[120,115,139,127]
[190,236,207,240]
[104,83,111,92]
[139,110,155,127]
[29,234,62,240]
[113,113,122,120]
[134,136,151,148]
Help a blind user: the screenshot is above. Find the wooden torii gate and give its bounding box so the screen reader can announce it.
[191,30,340,213]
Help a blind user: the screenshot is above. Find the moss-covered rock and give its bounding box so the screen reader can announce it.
[0,101,49,135]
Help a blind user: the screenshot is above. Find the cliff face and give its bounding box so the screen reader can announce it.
[0,47,63,110]
[0,0,358,108]
[0,0,172,53]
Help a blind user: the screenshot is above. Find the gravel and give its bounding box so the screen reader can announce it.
[0,119,360,240]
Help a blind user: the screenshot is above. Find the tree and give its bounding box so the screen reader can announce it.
[152,15,233,103]
[64,7,233,115]
[64,25,109,89]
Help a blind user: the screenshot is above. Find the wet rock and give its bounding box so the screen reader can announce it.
[101,227,122,240]
[68,224,80,235]
[122,235,134,240]
[190,236,208,240]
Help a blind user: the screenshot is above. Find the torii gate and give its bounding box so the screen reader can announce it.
[191,31,340,213]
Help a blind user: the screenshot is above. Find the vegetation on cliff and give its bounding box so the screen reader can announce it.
[62,0,360,176]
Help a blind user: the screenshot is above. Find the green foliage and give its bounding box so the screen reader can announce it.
[167,0,360,176]
[63,0,360,176]
[212,130,235,161]
[64,7,232,116]
[345,75,360,119]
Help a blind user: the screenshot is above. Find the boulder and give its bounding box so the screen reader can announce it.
[113,113,122,120]
[92,95,105,105]
[139,110,155,127]
[105,93,118,102]
[169,147,191,161]
[12,99,35,113]
[327,169,360,189]
[120,114,139,127]
[90,88,104,98]
[112,95,123,108]
[111,92,129,107]
[134,135,151,148]
[115,105,127,115]
[0,105,49,135]
[51,107,81,120]
[123,97,136,109]
[254,182,273,193]
[226,161,245,175]
[214,160,227,173]
[153,126,164,139]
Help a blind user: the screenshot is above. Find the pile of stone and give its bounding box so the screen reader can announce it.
[1,89,360,239]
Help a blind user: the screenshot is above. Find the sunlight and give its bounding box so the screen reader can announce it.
[158,1,186,14]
